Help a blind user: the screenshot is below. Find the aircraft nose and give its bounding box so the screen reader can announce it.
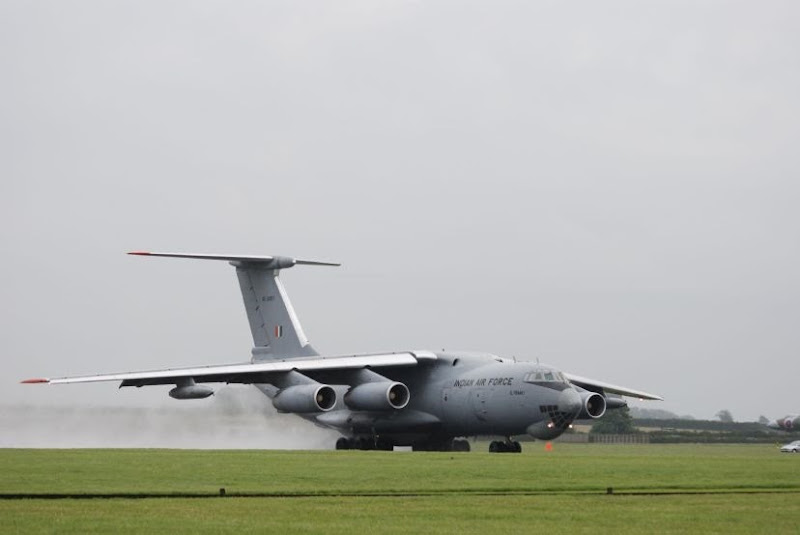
[559,387,582,416]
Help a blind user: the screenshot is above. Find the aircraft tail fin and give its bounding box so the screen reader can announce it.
[128,252,339,360]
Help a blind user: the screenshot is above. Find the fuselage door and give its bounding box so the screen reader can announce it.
[471,389,490,421]
[441,388,452,404]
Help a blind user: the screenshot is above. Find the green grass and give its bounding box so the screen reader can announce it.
[2,444,798,495]
[2,444,800,533]
[4,494,800,534]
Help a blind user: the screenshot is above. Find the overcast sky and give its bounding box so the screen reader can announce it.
[2,1,799,428]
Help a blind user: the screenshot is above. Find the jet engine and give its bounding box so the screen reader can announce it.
[576,391,607,419]
[272,384,337,413]
[344,381,410,411]
[169,384,214,399]
[604,395,628,410]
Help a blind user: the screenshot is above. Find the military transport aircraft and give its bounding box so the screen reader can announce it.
[767,415,800,431]
[24,252,662,452]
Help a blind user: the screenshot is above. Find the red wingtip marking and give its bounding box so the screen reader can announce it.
[21,378,50,384]
[127,251,151,256]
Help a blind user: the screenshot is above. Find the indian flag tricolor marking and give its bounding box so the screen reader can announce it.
[274,325,283,338]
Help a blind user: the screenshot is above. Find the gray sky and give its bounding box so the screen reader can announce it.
[2,1,799,426]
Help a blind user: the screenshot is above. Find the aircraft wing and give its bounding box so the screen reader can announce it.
[23,351,436,387]
[563,373,663,401]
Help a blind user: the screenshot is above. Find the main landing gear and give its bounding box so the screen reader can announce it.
[335,436,393,450]
[489,439,522,453]
[335,437,472,452]
[336,436,523,453]
[451,439,471,452]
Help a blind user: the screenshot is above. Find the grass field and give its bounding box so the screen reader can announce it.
[2,444,799,533]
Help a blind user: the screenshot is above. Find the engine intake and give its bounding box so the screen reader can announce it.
[344,381,410,411]
[577,391,607,419]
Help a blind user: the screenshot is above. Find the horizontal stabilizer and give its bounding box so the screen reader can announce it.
[128,251,340,268]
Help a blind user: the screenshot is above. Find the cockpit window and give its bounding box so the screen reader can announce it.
[523,370,564,383]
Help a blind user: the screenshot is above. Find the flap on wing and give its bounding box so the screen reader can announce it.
[26,352,431,387]
[564,373,663,401]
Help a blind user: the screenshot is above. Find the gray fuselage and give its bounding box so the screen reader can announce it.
[259,351,584,447]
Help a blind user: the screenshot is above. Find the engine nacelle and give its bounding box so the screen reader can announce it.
[169,384,214,399]
[576,391,607,419]
[344,381,410,411]
[272,384,337,413]
[605,395,628,410]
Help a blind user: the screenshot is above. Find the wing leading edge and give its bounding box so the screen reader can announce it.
[23,352,436,387]
[564,373,663,401]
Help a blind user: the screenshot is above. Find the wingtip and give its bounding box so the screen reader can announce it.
[639,395,665,401]
[21,378,50,384]
[127,251,151,256]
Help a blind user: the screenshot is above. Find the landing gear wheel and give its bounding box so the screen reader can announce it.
[355,437,372,450]
[413,439,448,451]
[335,437,352,450]
[453,439,471,452]
[489,440,522,453]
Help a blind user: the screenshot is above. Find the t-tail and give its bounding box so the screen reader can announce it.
[128,252,339,360]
